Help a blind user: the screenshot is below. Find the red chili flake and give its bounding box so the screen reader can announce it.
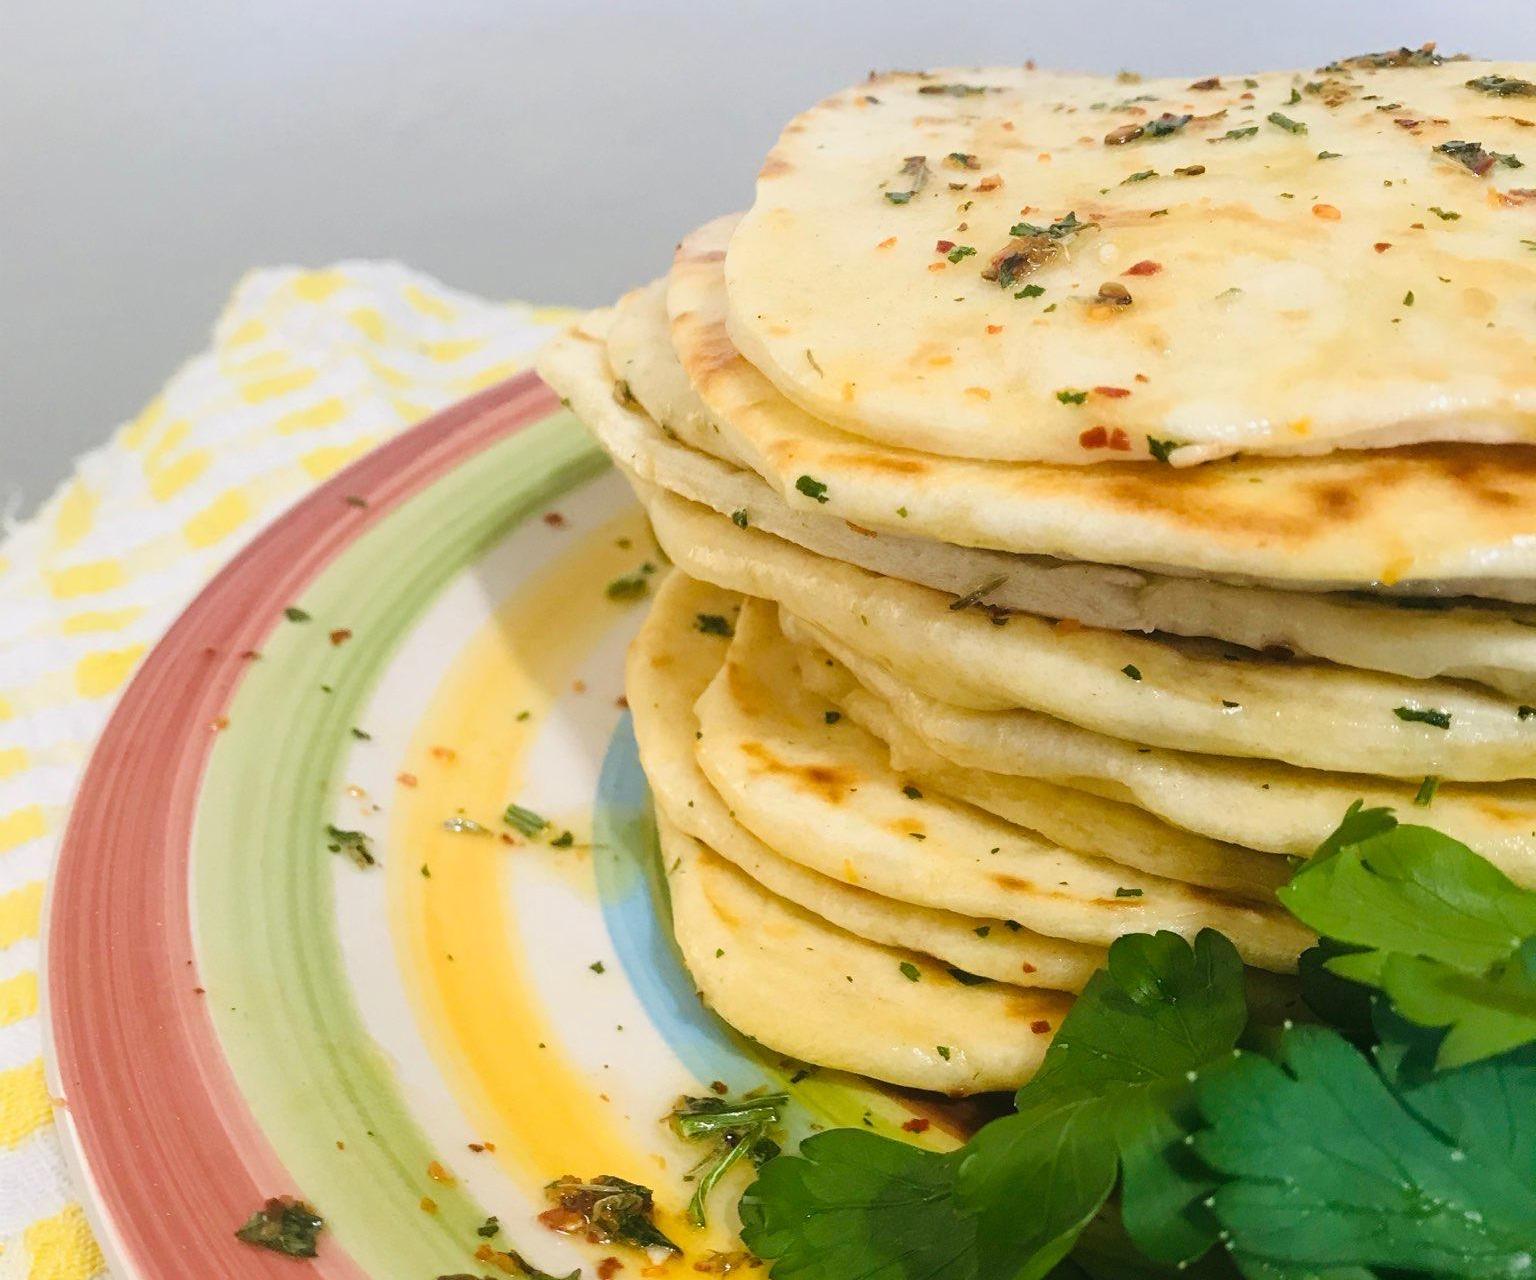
[426,1160,456,1185]
[1020,961,1038,973]
[986,323,1004,334]
[876,236,897,249]
[397,772,418,788]
[711,1079,729,1094]
[1312,204,1342,221]
[615,694,629,709]
[1134,372,1150,382]
[419,1196,438,1214]
[901,1118,932,1134]
[202,646,219,658]
[542,512,566,528]
[1030,1019,1053,1034]
[597,1260,623,1280]
[1079,426,1110,449]
[1094,385,1132,398]
[429,745,457,763]
[1123,259,1162,276]
[1108,428,1132,451]
[192,986,206,994]
[329,628,353,646]
[1374,241,1392,252]
[468,1142,485,1152]
[210,716,230,732]
[239,649,262,661]
[976,175,1004,191]
[934,239,956,253]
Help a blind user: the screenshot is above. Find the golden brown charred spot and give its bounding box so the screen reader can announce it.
[676,315,741,381]
[1064,444,1536,545]
[990,872,1037,893]
[888,816,927,838]
[1307,482,1360,519]
[828,449,931,476]
[758,154,793,179]
[738,740,860,804]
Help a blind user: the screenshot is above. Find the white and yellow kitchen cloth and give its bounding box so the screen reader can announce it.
[0,262,570,1278]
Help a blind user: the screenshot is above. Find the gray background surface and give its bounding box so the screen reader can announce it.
[3,0,1532,519]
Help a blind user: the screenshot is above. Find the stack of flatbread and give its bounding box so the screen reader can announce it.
[538,52,1536,1094]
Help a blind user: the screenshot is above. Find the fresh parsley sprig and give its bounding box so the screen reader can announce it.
[1282,803,1536,1066]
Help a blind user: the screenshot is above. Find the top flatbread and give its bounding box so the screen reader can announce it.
[726,59,1536,465]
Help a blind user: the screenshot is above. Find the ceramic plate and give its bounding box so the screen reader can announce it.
[42,373,959,1280]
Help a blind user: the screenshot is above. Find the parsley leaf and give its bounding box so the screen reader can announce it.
[1195,1026,1536,1276]
[960,930,1247,1269]
[741,1134,980,1279]
[1281,809,1536,1067]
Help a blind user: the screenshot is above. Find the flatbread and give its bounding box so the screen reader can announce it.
[645,485,1536,781]
[626,572,1105,991]
[791,617,1536,888]
[660,815,1067,1092]
[726,62,1536,464]
[673,215,1536,597]
[540,295,1536,699]
[693,598,1313,971]
[778,622,1295,903]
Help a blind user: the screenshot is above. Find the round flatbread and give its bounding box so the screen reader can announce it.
[726,62,1536,464]
[672,215,1536,597]
[645,484,1536,781]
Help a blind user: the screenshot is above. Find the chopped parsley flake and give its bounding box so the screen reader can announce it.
[326,824,375,868]
[1211,126,1259,142]
[503,803,550,837]
[1122,168,1158,184]
[1317,150,1342,159]
[350,727,371,740]
[1114,886,1144,898]
[589,960,606,974]
[884,155,930,204]
[1434,139,1524,175]
[1121,664,1143,681]
[731,508,750,528]
[1414,775,1440,806]
[1404,290,1415,306]
[284,606,312,623]
[1521,705,1536,720]
[936,1045,952,1060]
[899,961,921,982]
[902,785,924,800]
[1147,436,1183,463]
[1015,283,1046,298]
[550,830,575,848]
[918,83,998,97]
[696,613,735,638]
[946,244,977,263]
[1267,111,1308,134]
[795,475,830,503]
[1465,74,1536,98]
[605,570,652,601]
[824,710,842,724]
[1394,705,1452,729]
[236,1198,324,1258]
[1055,388,1088,405]
[1428,206,1461,220]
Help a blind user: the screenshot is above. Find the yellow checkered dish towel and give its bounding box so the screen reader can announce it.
[0,262,571,1277]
